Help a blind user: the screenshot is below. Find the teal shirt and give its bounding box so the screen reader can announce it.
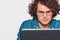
[17,19,60,40]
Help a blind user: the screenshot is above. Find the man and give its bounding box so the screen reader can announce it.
[17,0,60,40]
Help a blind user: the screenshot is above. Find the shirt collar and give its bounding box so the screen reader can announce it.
[33,19,55,29]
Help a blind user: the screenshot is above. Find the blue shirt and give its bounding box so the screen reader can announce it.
[17,19,60,40]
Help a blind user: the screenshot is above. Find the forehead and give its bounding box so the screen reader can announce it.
[37,2,51,11]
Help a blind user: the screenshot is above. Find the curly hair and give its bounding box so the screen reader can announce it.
[29,0,59,19]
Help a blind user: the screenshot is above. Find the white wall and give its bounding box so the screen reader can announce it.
[0,0,60,40]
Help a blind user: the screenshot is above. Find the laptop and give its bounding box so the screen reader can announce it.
[20,29,60,40]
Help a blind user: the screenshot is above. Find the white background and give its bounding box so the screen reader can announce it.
[0,0,60,40]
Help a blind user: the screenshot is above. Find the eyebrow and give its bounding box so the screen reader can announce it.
[38,10,51,12]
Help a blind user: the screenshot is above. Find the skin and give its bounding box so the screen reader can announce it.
[36,2,53,29]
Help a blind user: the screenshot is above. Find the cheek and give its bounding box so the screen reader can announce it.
[37,14,43,20]
[47,16,52,20]
[37,14,41,18]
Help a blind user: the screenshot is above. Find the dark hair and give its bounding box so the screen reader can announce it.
[29,0,59,19]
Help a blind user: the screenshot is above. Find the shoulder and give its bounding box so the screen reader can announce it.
[52,19,60,28]
[20,19,37,30]
[55,19,60,26]
[53,19,60,24]
[22,19,33,24]
[21,19,34,26]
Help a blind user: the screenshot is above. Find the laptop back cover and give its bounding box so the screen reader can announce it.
[20,29,60,40]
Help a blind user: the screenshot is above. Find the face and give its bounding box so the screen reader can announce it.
[36,3,53,25]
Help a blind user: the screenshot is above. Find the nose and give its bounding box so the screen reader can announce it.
[43,13,47,18]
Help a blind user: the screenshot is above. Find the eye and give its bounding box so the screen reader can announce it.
[47,11,51,13]
[46,11,52,15]
[38,11,44,13]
